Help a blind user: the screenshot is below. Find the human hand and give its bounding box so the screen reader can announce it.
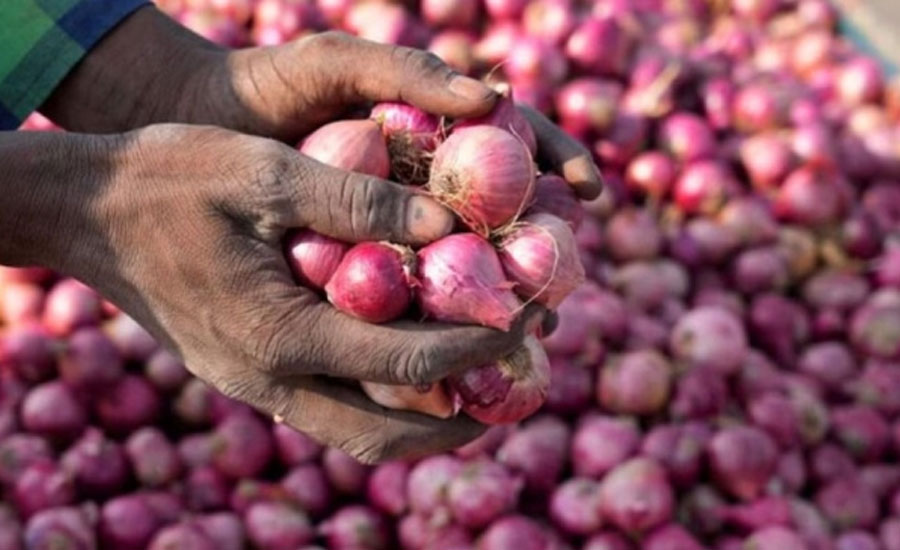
[7,125,543,462]
[42,9,603,200]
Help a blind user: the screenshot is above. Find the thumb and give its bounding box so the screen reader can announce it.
[291,155,455,246]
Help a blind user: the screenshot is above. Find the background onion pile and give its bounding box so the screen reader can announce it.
[7,0,900,548]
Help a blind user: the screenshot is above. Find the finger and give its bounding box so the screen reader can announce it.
[256,272,546,385]
[314,32,497,118]
[273,376,486,464]
[288,156,454,246]
[519,106,604,200]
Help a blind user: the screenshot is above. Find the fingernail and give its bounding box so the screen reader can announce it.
[407,195,455,243]
[448,75,495,102]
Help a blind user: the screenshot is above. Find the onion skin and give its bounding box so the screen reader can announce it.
[429,126,536,234]
[497,416,569,493]
[361,382,454,419]
[286,230,349,290]
[449,335,550,425]
[572,415,641,478]
[299,119,390,178]
[599,350,672,415]
[598,457,674,535]
[708,426,778,501]
[325,242,415,324]
[417,233,521,331]
[497,213,584,308]
[454,95,537,156]
[447,459,521,528]
[548,477,602,535]
[670,307,748,375]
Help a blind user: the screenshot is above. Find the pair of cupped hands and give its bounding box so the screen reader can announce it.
[27,7,602,463]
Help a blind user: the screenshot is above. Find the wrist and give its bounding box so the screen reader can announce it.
[0,131,119,272]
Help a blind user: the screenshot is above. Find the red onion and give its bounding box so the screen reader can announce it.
[345,3,428,47]
[447,459,521,527]
[572,415,640,478]
[554,78,622,138]
[527,174,583,230]
[521,0,574,45]
[851,300,900,360]
[184,467,230,511]
[798,341,856,391]
[641,422,712,488]
[775,167,845,226]
[144,349,188,392]
[549,477,602,535]
[125,427,182,488]
[95,375,161,436]
[811,444,856,484]
[366,461,408,517]
[0,434,52,486]
[431,31,477,75]
[322,448,369,496]
[749,293,810,368]
[625,151,676,202]
[149,521,217,550]
[455,424,512,459]
[24,506,96,550]
[599,350,672,415]
[407,454,461,516]
[565,17,632,76]
[229,479,287,514]
[14,461,76,517]
[474,21,520,65]
[21,381,87,442]
[42,279,102,336]
[740,132,794,190]
[505,36,568,86]
[836,532,880,550]
[606,208,663,262]
[325,242,415,324]
[0,325,57,384]
[58,327,123,393]
[0,282,43,327]
[545,357,594,415]
[674,160,738,216]
[659,112,717,163]
[99,495,159,550]
[671,306,748,375]
[744,527,809,550]
[838,57,884,107]
[361,382,454,418]
[733,83,781,133]
[477,515,550,550]
[454,94,537,157]
[62,428,128,498]
[594,112,649,167]
[282,464,332,517]
[449,335,550,424]
[830,405,890,462]
[300,119,390,178]
[642,524,704,550]
[497,415,569,493]
[421,0,477,28]
[731,246,790,294]
[708,426,778,501]
[497,213,584,308]
[816,477,879,530]
[428,126,535,234]
[320,505,389,550]
[599,457,674,535]
[246,502,315,550]
[398,513,472,550]
[584,532,634,550]
[211,413,274,479]
[417,233,521,331]
[775,451,808,494]
[883,519,900,550]
[718,197,779,247]
[286,229,348,291]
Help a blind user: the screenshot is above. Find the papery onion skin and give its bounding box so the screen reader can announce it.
[454,95,537,156]
[449,335,550,425]
[417,233,521,331]
[299,119,390,178]
[325,242,415,324]
[371,102,441,185]
[286,229,349,290]
[526,174,584,230]
[497,212,585,309]
[429,126,535,234]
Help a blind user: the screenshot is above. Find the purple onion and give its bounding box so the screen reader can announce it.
[126,427,183,488]
[605,208,663,262]
[642,524,704,550]
[798,342,857,391]
[497,415,569,493]
[810,444,857,484]
[407,455,462,516]
[367,461,409,517]
[584,532,634,550]
[816,477,879,530]
[149,522,217,550]
[598,457,674,535]
[21,381,87,442]
[102,313,158,362]
[273,424,322,466]
[670,367,730,420]
[144,349,189,392]
[282,463,332,518]
[671,306,748,375]
[447,459,521,528]
[641,422,712,488]
[0,433,52,485]
[95,375,161,435]
[61,428,128,497]
[544,357,594,415]
[599,350,672,415]
[830,405,890,461]
[851,300,900,360]
[548,477,601,535]
[212,413,274,479]
[246,501,314,550]
[14,461,76,517]
[323,447,370,495]
[319,505,389,550]
[185,466,232,512]
[571,415,640,478]
[195,512,246,550]
[708,426,778,501]
[99,495,159,550]
[24,505,97,550]
[0,325,56,383]
[477,515,549,550]
[744,527,809,550]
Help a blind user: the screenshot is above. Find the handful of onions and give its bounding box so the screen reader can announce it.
[286,100,584,425]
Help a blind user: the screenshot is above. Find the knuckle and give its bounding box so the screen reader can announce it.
[397,342,443,385]
[343,433,397,465]
[355,177,405,240]
[306,30,353,54]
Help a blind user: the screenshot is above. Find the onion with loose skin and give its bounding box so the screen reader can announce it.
[417,233,521,331]
[299,119,390,178]
[453,94,537,156]
[325,242,415,324]
[496,213,584,309]
[448,335,550,425]
[285,231,349,291]
[526,174,583,230]
[370,102,440,185]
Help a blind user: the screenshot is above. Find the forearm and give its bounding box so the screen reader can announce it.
[40,7,230,133]
[0,131,111,271]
